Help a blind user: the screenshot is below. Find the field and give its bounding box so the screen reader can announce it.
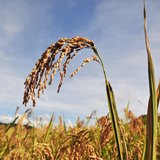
[0,110,160,160]
[0,1,160,160]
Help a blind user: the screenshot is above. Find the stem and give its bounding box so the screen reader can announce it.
[144,2,157,159]
[92,46,124,159]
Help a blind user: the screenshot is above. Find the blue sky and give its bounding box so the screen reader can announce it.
[0,0,160,124]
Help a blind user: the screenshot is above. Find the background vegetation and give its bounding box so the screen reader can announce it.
[1,109,160,160]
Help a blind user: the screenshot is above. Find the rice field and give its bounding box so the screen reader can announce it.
[0,1,160,159]
[0,109,160,160]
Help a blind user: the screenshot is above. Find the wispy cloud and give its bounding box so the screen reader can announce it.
[31,76,107,116]
[0,1,27,46]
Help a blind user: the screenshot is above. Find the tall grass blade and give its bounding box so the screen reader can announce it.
[93,47,123,160]
[124,100,130,123]
[93,47,124,159]
[44,113,54,143]
[5,116,19,132]
[106,81,123,159]
[144,1,157,159]
[143,81,160,159]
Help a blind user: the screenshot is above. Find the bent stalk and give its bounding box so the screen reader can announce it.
[23,36,123,159]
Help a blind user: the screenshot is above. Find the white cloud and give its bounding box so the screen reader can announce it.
[0,112,80,127]
[0,115,14,123]
[0,111,52,126]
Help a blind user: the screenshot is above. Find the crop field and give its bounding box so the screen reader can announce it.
[0,1,160,160]
[0,109,160,160]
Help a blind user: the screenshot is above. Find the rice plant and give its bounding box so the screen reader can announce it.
[143,1,160,159]
[20,1,160,159]
[0,1,158,159]
[23,36,124,159]
[1,108,160,159]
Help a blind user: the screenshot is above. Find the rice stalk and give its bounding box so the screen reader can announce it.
[143,1,157,159]
[5,116,19,133]
[23,36,124,159]
[156,80,160,107]
[142,80,160,160]
[17,109,32,126]
[44,113,54,143]
[92,47,124,159]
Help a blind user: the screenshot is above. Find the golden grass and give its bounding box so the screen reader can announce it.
[1,110,159,160]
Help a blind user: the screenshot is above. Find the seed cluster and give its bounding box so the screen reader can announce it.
[23,36,99,106]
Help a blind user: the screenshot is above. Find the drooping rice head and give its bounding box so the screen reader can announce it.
[23,36,99,106]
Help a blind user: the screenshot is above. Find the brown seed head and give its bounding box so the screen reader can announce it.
[23,36,98,106]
